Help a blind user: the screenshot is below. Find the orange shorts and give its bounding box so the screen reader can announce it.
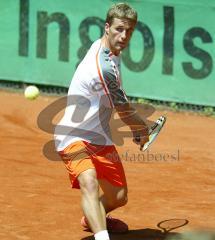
[58,141,127,189]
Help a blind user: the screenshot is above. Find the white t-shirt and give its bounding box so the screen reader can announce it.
[54,39,128,151]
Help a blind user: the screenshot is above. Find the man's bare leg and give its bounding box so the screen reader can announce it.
[78,170,128,235]
[98,178,128,213]
[78,169,107,233]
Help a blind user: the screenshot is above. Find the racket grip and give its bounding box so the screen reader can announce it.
[134,136,144,151]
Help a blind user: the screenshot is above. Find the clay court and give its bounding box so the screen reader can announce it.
[0,90,214,240]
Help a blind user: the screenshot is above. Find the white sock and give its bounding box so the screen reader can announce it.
[94,230,110,240]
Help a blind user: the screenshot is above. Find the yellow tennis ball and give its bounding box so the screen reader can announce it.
[24,85,40,100]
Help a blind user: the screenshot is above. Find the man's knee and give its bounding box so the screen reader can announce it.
[117,194,128,207]
[108,189,128,208]
[78,170,99,194]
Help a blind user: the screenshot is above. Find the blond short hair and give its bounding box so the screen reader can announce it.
[106,3,138,25]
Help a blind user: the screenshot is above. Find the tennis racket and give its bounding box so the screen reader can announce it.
[135,116,166,151]
[157,218,189,234]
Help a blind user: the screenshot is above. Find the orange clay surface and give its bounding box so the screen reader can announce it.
[0,90,214,240]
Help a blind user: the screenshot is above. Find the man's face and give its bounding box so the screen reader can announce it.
[105,18,136,55]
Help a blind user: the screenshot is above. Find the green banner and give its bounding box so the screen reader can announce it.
[0,0,215,106]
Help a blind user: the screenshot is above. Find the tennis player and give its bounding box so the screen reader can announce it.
[54,3,149,240]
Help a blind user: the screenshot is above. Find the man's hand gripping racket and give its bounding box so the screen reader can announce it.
[135,116,166,151]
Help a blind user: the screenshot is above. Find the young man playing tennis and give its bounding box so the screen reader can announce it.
[54,3,149,240]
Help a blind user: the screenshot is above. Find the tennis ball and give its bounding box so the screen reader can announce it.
[24,85,40,100]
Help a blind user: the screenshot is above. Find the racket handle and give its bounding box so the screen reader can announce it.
[135,116,166,149]
[134,124,154,142]
[134,137,146,151]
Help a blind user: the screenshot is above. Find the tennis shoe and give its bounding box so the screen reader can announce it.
[81,215,128,233]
